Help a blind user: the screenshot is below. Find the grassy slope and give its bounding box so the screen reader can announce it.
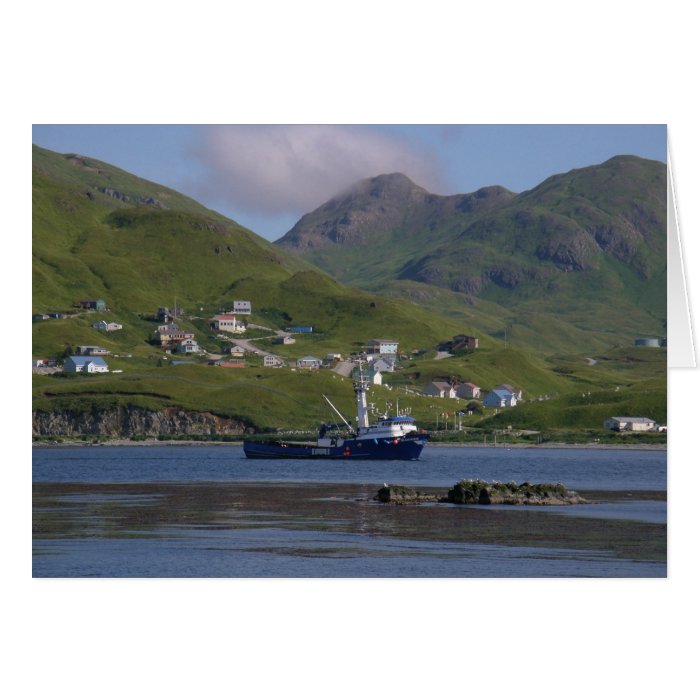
[32,345,666,435]
[33,147,666,436]
[276,157,667,356]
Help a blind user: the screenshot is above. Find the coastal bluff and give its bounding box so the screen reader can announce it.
[32,406,253,438]
[375,480,587,506]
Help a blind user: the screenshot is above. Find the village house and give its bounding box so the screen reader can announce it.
[155,324,195,346]
[212,314,246,333]
[438,335,479,352]
[276,335,296,345]
[64,355,110,373]
[176,338,200,353]
[157,306,184,322]
[296,356,323,370]
[455,382,481,399]
[32,359,60,374]
[371,357,394,373]
[422,381,457,399]
[93,320,123,332]
[226,344,247,358]
[263,354,285,368]
[454,335,479,350]
[78,299,107,311]
[366,339,399,357]
[32,359,58,368]
[482,388,518,408]
[233,300,252,315]
[76,345,110,356]
[603,416,658,432]
[494,384,523,401]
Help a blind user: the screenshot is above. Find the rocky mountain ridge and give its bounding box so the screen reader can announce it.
[276,157,666,312]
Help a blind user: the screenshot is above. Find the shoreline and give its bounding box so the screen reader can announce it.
[425,441,667,451]
[32,438,667,451]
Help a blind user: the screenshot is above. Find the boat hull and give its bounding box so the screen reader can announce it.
[243,435,427,460]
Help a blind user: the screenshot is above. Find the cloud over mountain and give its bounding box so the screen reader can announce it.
[190,125,444,216]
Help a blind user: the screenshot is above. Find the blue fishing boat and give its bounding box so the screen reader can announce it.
[243,368,428,460]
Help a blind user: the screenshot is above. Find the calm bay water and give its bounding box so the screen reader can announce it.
[32,444,667,578]
[33,444,666,489]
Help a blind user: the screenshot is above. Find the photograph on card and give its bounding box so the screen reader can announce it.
[32,124,667,577]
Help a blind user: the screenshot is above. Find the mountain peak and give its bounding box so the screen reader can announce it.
[337,172,428,202]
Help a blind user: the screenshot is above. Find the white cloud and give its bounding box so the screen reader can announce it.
[190,125,444,216]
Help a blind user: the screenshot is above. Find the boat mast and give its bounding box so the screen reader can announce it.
[354,361,370,429]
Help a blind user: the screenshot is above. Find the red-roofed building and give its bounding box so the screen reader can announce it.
[455,382,481,399]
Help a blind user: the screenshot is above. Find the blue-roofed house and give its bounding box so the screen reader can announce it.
[64,356,110,373]
[482,388,517,408]
[494,383,523,401]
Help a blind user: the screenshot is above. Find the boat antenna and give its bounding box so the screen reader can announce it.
[322,394,353,432]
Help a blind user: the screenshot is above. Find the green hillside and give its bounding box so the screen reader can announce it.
[276,158,667,355]
[32,146,666,439]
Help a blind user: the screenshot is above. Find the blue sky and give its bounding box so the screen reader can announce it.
[32,124,666,241]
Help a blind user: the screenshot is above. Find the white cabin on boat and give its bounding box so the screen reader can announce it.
[358,416,419,439]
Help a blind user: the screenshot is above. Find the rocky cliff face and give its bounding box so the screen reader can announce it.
[32,406,253,437]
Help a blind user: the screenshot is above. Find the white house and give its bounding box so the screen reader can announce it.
[603,416,657,432]
[233,300,252,315]
[276,335,296,345]
[263,354,284,368]
[64,355,110,373]
[296,356,323,370]
[93,320,122,332]
[213,314,246,333]
[368,339,398,356]
[176,338,200,353]
[226,344,247,357]
[482,389,517,408]
[422,381,457,399]
[352,367,383,385]
[455,382,481,399]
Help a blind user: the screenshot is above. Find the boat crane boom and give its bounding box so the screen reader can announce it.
[322,394,354,432]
